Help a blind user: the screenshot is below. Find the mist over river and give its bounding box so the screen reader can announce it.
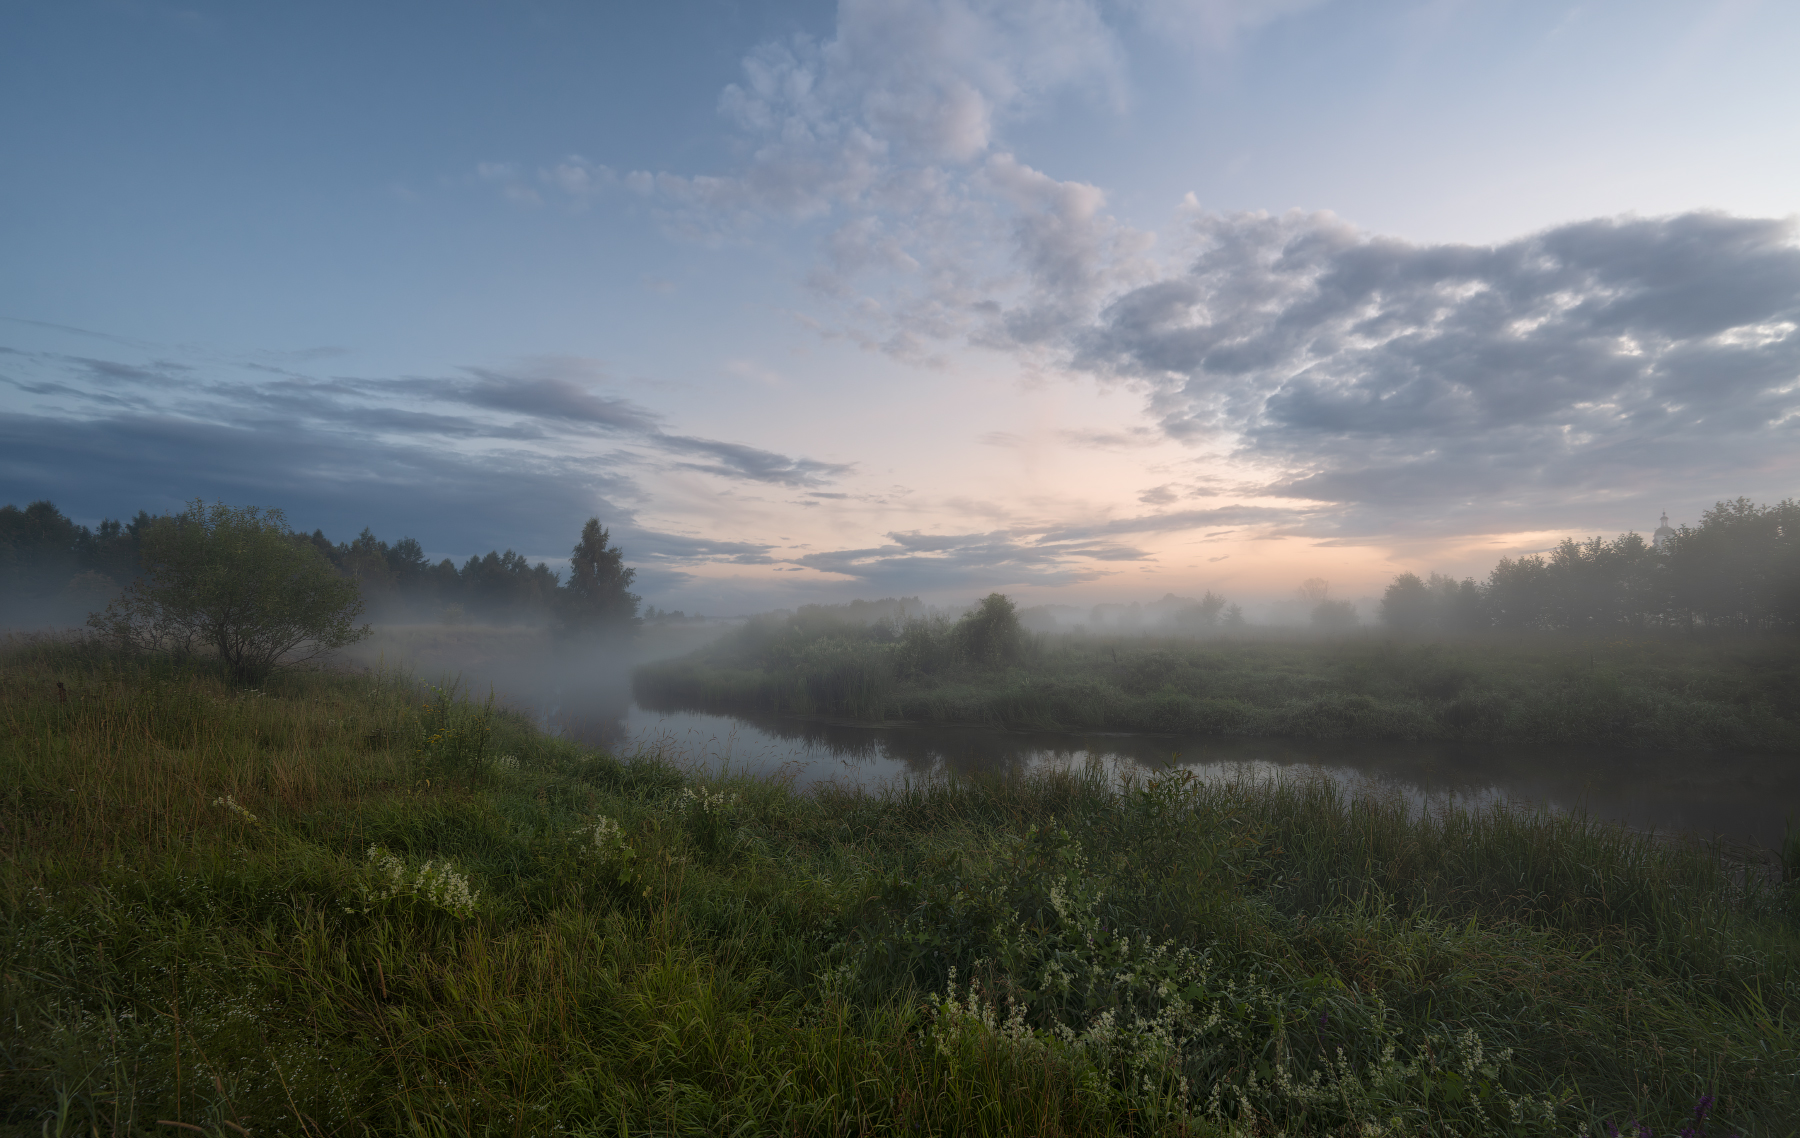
[343,626,1796,851]
[546,687,1796,851]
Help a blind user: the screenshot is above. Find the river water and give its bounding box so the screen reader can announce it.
[544,692,1798,849]
[340,627,1795,849]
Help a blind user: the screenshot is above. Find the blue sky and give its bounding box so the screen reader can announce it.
[4,0,1797,613]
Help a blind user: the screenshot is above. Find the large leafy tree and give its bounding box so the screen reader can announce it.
[88,500,368,681]
[559,519,640,637]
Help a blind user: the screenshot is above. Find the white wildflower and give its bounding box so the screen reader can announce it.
[211,795,257,824]
[361,845,480,919]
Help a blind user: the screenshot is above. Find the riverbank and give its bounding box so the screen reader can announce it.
[634,617,1800,750]
[5,635,1797,1134]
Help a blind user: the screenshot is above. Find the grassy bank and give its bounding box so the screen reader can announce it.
[634,615,1800,750]
[5,636,1799,1135]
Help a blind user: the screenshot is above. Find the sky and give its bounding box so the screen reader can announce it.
[3,0,1797,615]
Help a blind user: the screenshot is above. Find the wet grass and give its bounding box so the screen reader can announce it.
[5,634,1799,1135]
[635,627,1800,751]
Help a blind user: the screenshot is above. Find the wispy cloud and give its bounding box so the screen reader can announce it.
[657,434,854,487]
[0,340,848,571]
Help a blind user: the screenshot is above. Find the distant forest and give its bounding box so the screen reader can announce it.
[0,500,689,629]
[1378,497,1800,635]
[3,496,1795,635]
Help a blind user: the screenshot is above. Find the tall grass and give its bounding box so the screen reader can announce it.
[635,620,1800,750]
[5,634,1798,1135]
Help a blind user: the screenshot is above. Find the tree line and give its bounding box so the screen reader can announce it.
[1381,498,1800,634]
[0,500,643,632]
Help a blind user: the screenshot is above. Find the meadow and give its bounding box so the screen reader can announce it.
[633,615,1800,752]
[5,634,1799,1135]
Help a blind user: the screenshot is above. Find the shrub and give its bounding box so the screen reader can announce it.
[88,500,367,681]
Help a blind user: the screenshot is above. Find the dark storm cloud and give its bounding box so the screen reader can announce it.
[1071,211,1800,534]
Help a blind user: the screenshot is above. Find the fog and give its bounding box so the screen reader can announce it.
[335,621,731,750]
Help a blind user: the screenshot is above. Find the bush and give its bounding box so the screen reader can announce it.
[88,500,367,681]
[956,593,1022,668]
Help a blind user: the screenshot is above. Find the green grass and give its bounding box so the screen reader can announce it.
[5,634,1799,1135]
[634,621,1800,750]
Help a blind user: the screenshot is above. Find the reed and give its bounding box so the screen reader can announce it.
[5,634,1796,1135]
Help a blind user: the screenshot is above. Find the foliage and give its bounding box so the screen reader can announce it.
[0,501,152,626]
[1665,497,1800,632]
[2,499,646,630]
[1311,597,1358,631]
[87,500,368,681]
[2,638,1795,1134]
[1387,497,1800,635]
[637,619,1800,749]
[412,681,494,777]
[956,592,1022,667]
[1381,572,1483,635]
[359,845,482,919]
[558,517,641,637]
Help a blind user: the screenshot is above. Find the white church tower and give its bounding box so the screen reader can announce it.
[1652,511,1676,548]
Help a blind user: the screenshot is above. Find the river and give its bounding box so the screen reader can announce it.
[546,691,1797,850]
[343,627,1795,850]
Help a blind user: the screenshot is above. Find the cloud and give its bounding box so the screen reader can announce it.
[1061,210,1800,535]
[780,514,1209,592]
[979,153,1155,345]
[69,356,194,384]
[797,529,1110,589]
[1122,0,1331,51]
[0,338,850,577]
[0,403,799,581]
[539,1,1794,542]
[1038,505,1303,543]
[719,0,1122,170]
[502,0,1148,365]
[1058,425,1161,449]
[0,410,633,561]
[452,370,662,432]
[657,433,855,487]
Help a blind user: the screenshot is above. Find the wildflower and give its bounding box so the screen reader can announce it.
[211,795,257,825]
[361,845,480,919]
[678,784,738,815]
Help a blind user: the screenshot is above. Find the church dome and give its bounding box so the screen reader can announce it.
[1653,511,1676,548]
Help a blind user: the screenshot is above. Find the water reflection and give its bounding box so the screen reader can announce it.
[539,687,1796,848]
